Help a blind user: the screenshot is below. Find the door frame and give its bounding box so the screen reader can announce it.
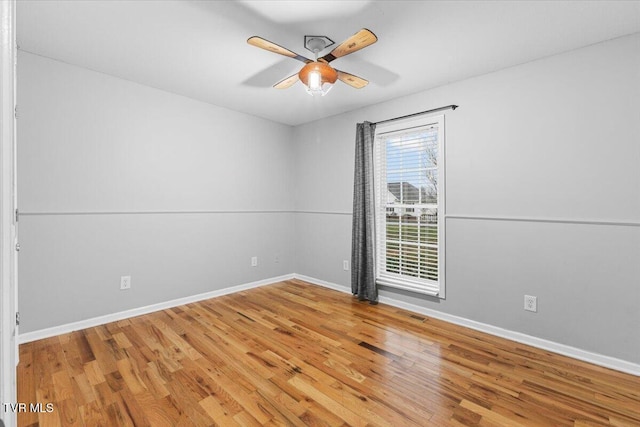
[1,0,17,426]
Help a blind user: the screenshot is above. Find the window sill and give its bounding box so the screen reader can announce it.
[376,277,440,297]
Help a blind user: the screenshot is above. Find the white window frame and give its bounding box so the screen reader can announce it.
[373,114,446,298]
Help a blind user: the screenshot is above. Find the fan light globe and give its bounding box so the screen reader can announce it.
[299,62,337,96]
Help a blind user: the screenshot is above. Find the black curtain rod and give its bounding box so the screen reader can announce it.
[373,104,458,125]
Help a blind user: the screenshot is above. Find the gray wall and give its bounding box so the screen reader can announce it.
[293,33,640,364]
[18,52,295,332]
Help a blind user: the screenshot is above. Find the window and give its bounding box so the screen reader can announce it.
[374,115,445,296]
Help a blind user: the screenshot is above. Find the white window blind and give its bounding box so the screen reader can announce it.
[374,116,445,296]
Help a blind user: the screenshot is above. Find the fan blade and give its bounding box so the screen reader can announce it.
[274,73,300,89]
[247,36,312,64]
[321,29,378,62]
[336,71,369,89]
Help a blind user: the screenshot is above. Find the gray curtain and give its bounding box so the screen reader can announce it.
[351,121,378,304]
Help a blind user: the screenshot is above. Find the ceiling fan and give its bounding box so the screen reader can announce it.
[247,28,378,96]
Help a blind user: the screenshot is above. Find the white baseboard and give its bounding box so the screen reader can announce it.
[294,274,640,377]
[18,274,295,344]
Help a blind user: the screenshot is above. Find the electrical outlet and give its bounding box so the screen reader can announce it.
[120,275,131,290]
[251,256,258,267]
[343,260,349,271]
[274,254,280,264]
[524,295,537,312]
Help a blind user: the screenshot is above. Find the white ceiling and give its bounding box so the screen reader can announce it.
[17,0,640,126]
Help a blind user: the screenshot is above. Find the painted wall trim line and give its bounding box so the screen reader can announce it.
[20,210,354,217]
[293,211,640,227]
[446,214,640,228]
[18,274,295,344]
[294,274,640,377]
[23,211,636,228]
[294,211,353,215]
[19,210,297,216]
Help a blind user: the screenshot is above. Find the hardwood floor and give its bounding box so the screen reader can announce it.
[17,280,640,426]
